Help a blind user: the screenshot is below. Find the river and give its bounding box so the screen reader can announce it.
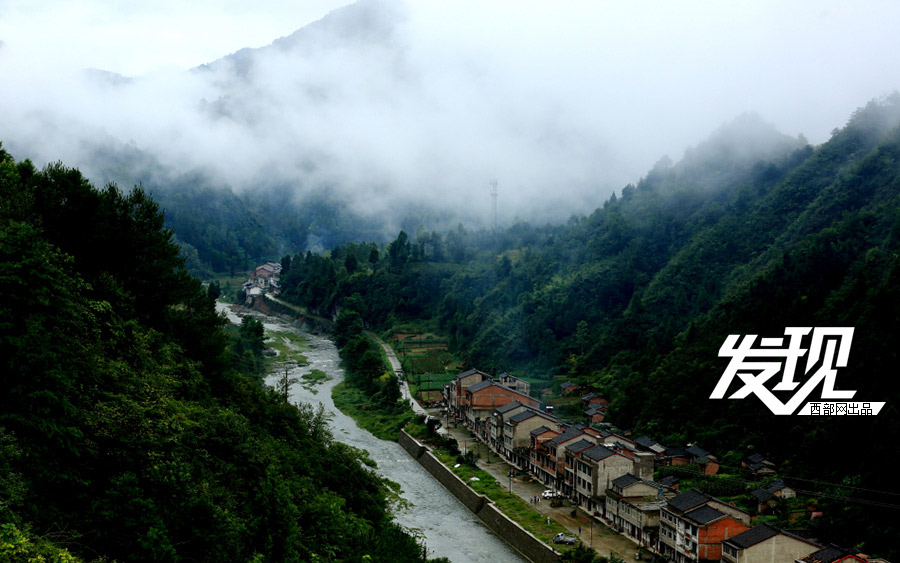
[217,304,526,563]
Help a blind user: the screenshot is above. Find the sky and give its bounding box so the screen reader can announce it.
[2,0,900,224]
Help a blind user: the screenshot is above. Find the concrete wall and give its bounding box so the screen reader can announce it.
[398,430,560,563]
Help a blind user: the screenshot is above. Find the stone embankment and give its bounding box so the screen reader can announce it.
[399,430,560,563]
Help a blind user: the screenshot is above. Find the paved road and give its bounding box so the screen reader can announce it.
[445,425,644,561]
[366,331,645,560]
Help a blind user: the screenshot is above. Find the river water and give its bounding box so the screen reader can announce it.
[217,304,525,563]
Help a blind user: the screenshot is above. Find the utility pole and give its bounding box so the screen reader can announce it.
[490,180,498,231]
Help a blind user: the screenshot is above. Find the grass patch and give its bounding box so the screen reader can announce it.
[432,451,571,544]
[332,382,416,441]
[298,369,331,395]
[264,330,310,367]
[302,369,329,383]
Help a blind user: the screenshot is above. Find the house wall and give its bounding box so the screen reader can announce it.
[509,415,556,449]
[708,499,751,526]
[738,535,819,563]
[697,519,748,561]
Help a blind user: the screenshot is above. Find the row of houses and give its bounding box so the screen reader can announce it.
[442,369,887,563]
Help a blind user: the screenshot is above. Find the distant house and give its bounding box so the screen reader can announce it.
[634,436,667,456]
[742,453,777,478]
[492,403,557,470]
[575,443,633,514]
[496,372,531,395]
[581,392,609,409]
[464,381,540,441]
[721,523,821,563]
[750,479,797,514]
[446,368,491,422]
[585,403,607,424]
[250,262,281,289]
[795,545,867,563]
[663,444,719,475]
[659,489,750,562]
[605,473,672,551]
[659,475,680,490]
[560,381,583,395]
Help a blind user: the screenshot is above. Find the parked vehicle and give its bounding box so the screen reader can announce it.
[542,489,561,499]
[552,533,577,545]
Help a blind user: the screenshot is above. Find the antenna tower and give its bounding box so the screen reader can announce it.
[490,180,498,230]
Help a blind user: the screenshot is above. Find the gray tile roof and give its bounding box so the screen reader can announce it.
[725,524,781,549]
[667,489,709,513]
[751,488,774,504]
[611,473,642,489]
[800,545,861,563]
[686,445,710,458]
[495,401,523,414]
[634,436,658,449]
[466,379,496,393]
[564,438,595,453]
[545,427,584,448]
[456,368,490,380]
[509,410,538,423]
[530,425,554,436]
[582,444,616,462]
[684,505,726,525]
[744,453,766,464]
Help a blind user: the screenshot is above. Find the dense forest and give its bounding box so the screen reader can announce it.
[277,97,900,558]
[0,144,442,561]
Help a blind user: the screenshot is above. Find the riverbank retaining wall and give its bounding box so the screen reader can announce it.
[398,430,560,563]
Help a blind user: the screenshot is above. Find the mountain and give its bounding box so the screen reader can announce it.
[277,94,900,558]
[0,143,438,562]
[5,0,642,276]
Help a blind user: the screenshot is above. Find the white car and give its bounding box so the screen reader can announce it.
[541,489,561,499]
[553,532,577,545]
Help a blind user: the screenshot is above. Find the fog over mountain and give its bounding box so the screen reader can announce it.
[2,0,899,229]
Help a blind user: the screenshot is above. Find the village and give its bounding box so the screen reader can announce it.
[240,262,888,563]
[437,368,888,563]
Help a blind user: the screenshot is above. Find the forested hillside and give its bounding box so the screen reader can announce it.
[0,145,438,562]
[279,96,900,557]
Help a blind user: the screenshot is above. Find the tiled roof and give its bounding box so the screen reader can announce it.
[466,380,496,393]
[725,524,780,548]
[744,453,766,464]
[509,410,537,423]
[530,425,554,437]
[686,445,710,458]
[684,505,726,525]
[545,427,585,448]
[564,438,595,453]
[612,473,642,489]
[495,401,523,414]
[634,436,658,449]
[667,490,709,513]
[659,476,679,487]
[800,545,865,563]
[456,368,490,380]
[766,479,788,493]
[751,488,774,504]
[582,444,616,462]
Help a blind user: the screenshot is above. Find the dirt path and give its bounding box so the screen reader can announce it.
[366,331,429,417]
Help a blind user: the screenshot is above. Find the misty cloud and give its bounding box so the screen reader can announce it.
[2,0,899,228]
